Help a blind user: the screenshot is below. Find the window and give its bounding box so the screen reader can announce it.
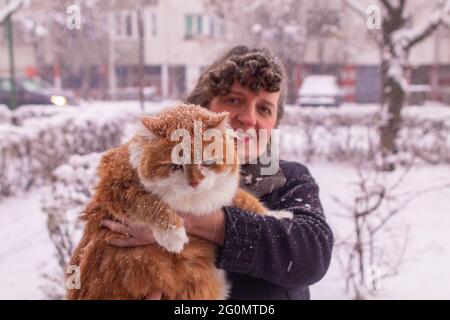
[125,14,133,37]
[21,79,41,92]
[185,15,193,37]
[185,14,227,39]
[114,13,122,37]
[209,17,215,36]
[147,11,157,37]
[185,14,203,38]
[197,15,202,35]
[114,11,138,39]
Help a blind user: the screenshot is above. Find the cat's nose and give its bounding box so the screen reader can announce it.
[189,181,200,188]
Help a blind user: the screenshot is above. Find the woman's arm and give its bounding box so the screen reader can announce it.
[103,163,333,289]
[215,163,334,290]
[102,209,226,247]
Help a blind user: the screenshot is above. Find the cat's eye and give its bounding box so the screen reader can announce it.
[169,164,183,171]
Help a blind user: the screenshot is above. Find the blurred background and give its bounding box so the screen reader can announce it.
[1,0,449,106]
[0,0,449,300]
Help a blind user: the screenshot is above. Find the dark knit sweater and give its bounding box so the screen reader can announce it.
[215,160,334,300]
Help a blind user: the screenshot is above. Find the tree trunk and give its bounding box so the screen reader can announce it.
[285,59,298,104]
[379,59,405,163]
[80,64,92,100]
[378,12,408,170]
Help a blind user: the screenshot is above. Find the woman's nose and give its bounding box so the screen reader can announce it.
[236,105,257,127]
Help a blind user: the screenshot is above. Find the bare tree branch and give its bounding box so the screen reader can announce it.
[380,0,396,14]
[0,0,28,25]
[342,0,367,19]
[404,0,450,48]
[355,188,386,218]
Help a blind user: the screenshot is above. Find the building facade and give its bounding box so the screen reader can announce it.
[1,0,449,103]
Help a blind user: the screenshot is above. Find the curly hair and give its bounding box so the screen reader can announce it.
[185,45,287,126]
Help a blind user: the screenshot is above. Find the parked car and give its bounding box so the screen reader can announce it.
[297,75,342,107]
[0,76,78,109]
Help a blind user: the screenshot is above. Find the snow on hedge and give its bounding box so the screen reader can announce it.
[11,105,78,125]
[1,105,89,125]
[0,101,174,200]
[0,105,11,124]
[0,107,133,199]
[1,101,449,200]
[280,105,450,163]
[40,152,102,299]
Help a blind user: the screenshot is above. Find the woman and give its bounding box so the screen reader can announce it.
[102,45,334,300]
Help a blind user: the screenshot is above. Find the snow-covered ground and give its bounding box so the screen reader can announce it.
[307,162,450,300]
[0,188,56,299]
[0,101,449,299]
[1,161,448,300]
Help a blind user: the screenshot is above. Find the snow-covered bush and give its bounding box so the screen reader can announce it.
[0,100,174,201]
[0,123,32,197]
[0,105,71,125]
[399,108,450,164]
[0,105,80,125]
[11,105,78,125]
[280,106,450,164]
[41,152,102,299]
[332,163,412,299]
[0,108,134,200]
[0,105,11,124]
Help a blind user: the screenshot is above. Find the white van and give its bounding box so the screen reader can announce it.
[297,75,342,107]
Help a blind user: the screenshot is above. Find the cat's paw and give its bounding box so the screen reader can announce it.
[267,210,293,219]
[152,227,189,253]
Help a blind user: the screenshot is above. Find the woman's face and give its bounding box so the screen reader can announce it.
[209,82,280,163]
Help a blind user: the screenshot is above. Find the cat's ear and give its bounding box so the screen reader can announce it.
[213,112,230,132]
[136,116,158,139]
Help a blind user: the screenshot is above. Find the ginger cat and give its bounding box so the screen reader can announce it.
[66,104,292,300]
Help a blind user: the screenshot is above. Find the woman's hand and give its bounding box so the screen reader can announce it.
[102,210,226,299]
[103,208,226,248]
[101,216,156,247]
[182,209,226,246]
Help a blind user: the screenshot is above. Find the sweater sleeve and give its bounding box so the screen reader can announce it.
[215,165,334,290]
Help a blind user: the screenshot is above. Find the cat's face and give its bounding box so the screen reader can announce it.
[129,105,240,215]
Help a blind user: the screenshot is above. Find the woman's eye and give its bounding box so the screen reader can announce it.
[169,164,183,171]
[225,97,241,105]
[259,105,272,116]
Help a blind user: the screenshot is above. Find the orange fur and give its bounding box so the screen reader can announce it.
[66,105,267,300]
